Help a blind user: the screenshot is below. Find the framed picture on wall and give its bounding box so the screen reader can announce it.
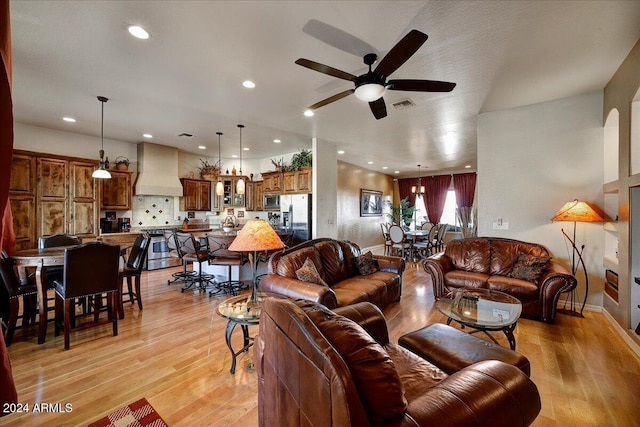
[360,189,383,217]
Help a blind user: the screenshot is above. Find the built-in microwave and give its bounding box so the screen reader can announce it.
[263,193,280,211]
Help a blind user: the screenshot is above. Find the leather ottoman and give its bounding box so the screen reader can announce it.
[398,323,531,376]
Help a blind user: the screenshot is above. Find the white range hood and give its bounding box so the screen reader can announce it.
[134,142,183,197]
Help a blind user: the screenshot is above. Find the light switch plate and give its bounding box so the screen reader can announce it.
[493,221,509,230]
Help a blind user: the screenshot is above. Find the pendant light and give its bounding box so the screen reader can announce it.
[92,96,111,179]
[411,164,424,196]
[236,124,245,195]
[216,132,224,196]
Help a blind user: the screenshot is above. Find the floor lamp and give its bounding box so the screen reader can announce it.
[551,199,604,317]
[228,219,284,303]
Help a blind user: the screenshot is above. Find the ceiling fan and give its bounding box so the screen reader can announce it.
[296,29,456,120]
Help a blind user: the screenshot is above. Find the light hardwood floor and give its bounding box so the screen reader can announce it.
[4,261,640,426]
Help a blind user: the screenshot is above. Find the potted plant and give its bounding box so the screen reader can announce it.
[115,156,130,171]
[199,159,220,180]
[288,149,312,171]
[390,197,415,231]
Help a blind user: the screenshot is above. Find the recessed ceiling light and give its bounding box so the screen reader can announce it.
[198,146,206,150]
[231,154,238,158]
[304,110,314,117]
[242,80,256,88]
[63,117,76,123]
[143,133,153,139]
[273,139,281,143]
[128,25,149,40]
[243,147,250,151]
[465,165,471,168]
[382,166,388,170]
[337,150,345,154]
[394,171,400,174]
[445,131,457,136]
[367,161,374,165]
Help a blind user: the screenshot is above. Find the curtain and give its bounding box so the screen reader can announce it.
[453,172,477,238]
[0,0,14,256]
[424,175,451,224]
[453,172,476,208]
[396,177,416,207]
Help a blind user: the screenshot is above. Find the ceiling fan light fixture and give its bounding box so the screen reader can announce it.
[354,83,385,102]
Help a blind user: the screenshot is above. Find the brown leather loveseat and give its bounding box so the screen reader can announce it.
[259,238,404,309]
[255,298,541,427]
[424,237,577,322]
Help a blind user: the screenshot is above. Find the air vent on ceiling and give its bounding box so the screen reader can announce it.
[178,132,193,138]
[392,99,416,110]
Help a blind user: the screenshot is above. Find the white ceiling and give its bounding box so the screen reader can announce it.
[9,1,640,178]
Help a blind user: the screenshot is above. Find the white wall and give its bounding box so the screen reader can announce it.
[313,137,338,239]
[478,91,605,308]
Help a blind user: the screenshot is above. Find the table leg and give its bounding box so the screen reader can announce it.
[224,320,239,374]
[35,259,47,344]
[502,323,517,350]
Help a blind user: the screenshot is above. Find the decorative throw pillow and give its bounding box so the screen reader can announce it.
[508,253,551,282]
[306,306,408,424]
[296,257,328,286]
[355,251,378,276]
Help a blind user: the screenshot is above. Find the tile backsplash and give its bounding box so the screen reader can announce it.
[132,195,177,227]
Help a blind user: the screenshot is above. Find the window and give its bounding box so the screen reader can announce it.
[414,190,457,227]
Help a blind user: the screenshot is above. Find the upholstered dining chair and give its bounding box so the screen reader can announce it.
[380,223,392,256]
[435,223,449,252]
[53,242,120,350]
[388,225,411,259]
[0,253,37,346]
[119,233,151,319]
[37,233,83,297]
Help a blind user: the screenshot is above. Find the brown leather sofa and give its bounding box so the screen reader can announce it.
[424,237,577,323]
[255,298,541,427]
[259,238,404,309]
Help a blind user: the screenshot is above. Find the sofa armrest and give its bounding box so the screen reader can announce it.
[259,274,339,309]
[333,302,389,345]
[406,360,541,427]
[373,255,405,276]
[423,253,453,299]
[537,260,577,322]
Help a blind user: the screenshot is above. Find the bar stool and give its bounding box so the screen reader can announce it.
[206,234,247,297]
[165,230,197,286]
[119,233,151,318]
[175,232,214,292]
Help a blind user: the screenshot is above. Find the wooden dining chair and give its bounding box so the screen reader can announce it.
[119,233,151,318]
[53,242,120,350]
[0,254,37,346]
[380,223,392,256]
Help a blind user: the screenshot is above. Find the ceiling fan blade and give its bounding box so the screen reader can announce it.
[387,79,456,92]
[302,20,380,58]
[295,58,356,81]
[308,89,354,110]
[375,30,428,78]
[369,97,387,120]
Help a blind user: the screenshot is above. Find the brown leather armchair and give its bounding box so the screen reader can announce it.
[255,298,541,427]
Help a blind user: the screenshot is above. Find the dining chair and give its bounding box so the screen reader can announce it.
[165,230,197,286]
[53,242,120,350]
[175,232,214,292]
[119,233,151,318]
[0,253,37,346]
[388,225,411,259]
[380,223,392,256]
[435,223,449,252]
[207,234,247,297]
[37,234,84,312]
[420,222,433,231]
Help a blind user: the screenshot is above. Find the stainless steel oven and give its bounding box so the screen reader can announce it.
[142,229,182,270]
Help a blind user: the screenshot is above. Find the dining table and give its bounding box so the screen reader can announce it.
[13,246,69,344]
[12,244,126,344]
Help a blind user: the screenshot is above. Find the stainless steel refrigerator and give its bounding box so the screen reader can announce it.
[280,194,312,243]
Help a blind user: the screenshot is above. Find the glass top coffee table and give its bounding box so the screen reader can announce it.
[436,288,522,350]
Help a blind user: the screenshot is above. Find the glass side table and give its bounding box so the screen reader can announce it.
[436,288,522,350]
[216,293,265,374]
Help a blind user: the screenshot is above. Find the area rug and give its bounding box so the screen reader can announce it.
[88,397,168,427]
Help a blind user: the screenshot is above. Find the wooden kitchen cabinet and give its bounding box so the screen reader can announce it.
[245,180,264,211]
[220,175,247,207]
[100,170,132,210]
[296,167,312,192]
[261,171,281,193]
[10,150,99,249]
[180,178,211,211]
[276,168,312,194]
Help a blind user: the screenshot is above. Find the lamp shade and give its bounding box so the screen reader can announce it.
[92,168,111,179]
[551,200,604,222]
[228,219,285,252]
[354,83,386,102]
